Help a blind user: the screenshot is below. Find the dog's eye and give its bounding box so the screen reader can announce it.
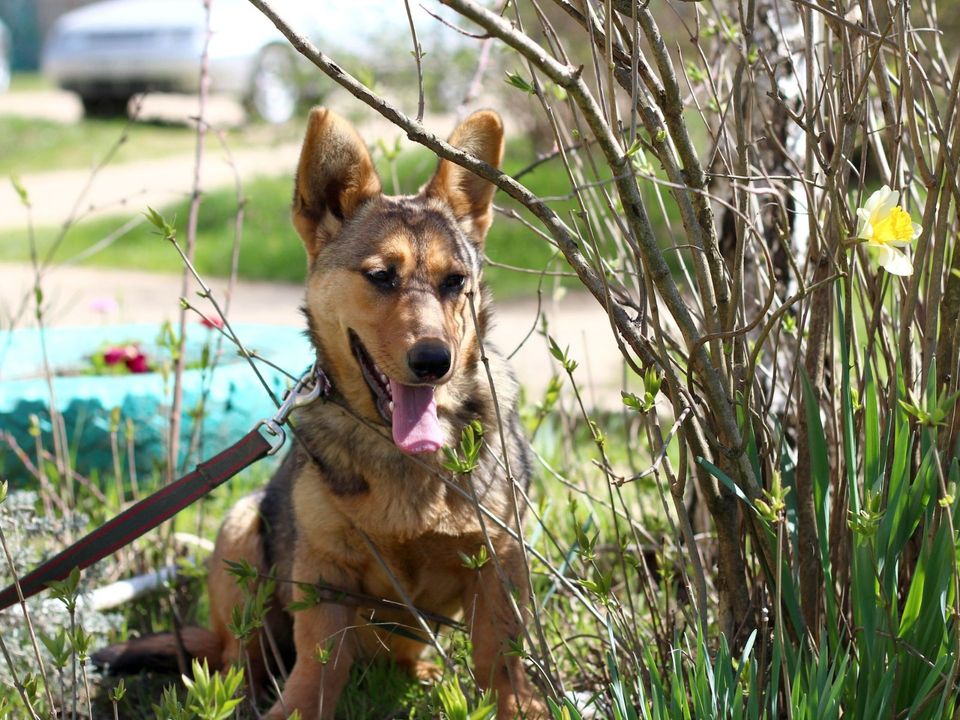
[365,268,396,288]
[441,274,466,293]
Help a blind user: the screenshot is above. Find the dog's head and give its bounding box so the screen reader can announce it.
[292,108,504,455]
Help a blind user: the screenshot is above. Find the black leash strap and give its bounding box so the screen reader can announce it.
[0,364,328,613]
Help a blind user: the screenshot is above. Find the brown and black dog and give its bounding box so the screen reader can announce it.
[96,108,546,719]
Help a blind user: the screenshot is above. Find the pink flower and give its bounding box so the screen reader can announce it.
[201,315,224,330]
[89,296,119,315]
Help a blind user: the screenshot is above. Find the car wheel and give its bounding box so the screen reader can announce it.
[246,44,299,124]
[80,95,131,118]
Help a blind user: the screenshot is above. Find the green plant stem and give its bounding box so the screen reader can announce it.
[0,631,42,719]
[0,523,57,716]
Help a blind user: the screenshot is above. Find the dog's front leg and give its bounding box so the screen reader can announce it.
[463,542,546,719]
[265,564,356,720]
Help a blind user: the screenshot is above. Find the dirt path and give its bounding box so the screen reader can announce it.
[0,262,626,408]
[0,141,306,232]
[0,90,285,231]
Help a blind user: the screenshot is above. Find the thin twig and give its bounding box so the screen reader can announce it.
[403,0,426,122]
[168,0,213,482]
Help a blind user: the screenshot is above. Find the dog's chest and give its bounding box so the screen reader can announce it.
[292,456,487,556]
[356,530,485,609]
[330,465,484,539]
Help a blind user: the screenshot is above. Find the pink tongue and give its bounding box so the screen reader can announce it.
[389,380,443,454]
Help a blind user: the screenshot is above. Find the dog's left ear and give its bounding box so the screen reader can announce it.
[424,110,504,247]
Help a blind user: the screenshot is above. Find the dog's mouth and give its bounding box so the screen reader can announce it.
[349,331,443,455]
[350,331,393,423]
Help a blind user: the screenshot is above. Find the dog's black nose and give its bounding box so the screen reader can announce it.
[407,340,451,381]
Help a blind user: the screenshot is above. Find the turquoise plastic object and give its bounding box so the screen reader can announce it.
[0,324,312,483]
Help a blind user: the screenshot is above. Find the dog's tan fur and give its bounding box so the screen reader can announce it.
[96,109,545,719]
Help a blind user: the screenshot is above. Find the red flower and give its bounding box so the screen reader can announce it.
[201,315,224,330]
[101,344,150,373]
[125,352,150,373]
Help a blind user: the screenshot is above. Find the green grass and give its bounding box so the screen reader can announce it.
[0,115,305,176]
[97,659,435,719]
[0,141,612,299]
[8,72,53,93]
[0,116,196,176]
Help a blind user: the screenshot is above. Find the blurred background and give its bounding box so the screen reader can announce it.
[0,0,628,480]
[0,0,569,300]
[4,1,960,717]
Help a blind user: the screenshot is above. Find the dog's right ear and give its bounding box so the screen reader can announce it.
[292,108,382,260]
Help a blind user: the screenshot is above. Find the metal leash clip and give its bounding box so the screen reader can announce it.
[255,363,330,455]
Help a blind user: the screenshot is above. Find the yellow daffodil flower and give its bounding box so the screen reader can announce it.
[855,185,921,276]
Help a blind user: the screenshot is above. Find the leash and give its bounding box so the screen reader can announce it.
[0,364,329,613]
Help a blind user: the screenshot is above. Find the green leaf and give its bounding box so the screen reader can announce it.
[437,676,495,720]
[10,175,30,207]
[47,566,82,610]
[546,335,578,373]
[800,370,837,639]
[40,631,70,668]
[696,457,756,514]
[143,206,176,238]
[143,206,164,229]
[684,61,706,83]
[223,558,260,589]
[504,71,534,94]
[547,697,584,720]
[110,678,127,703]
[459,544,489,569]
[863,363,882,492]
[548,335,565,363]
[286,583,322,613]
[548,83,568,101]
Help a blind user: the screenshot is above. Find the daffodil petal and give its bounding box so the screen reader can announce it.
[864,186,898,221]
[879,246,913,276]
[856,208,873,240]
[873,187,899,222]
[863,187,886,214]
[912,222,923,239]
[868,242,893,267]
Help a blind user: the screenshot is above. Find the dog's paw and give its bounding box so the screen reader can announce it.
[399,658,443,683]
[263,698,311,720]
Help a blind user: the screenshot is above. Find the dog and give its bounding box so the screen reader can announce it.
[95,108,546,720]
